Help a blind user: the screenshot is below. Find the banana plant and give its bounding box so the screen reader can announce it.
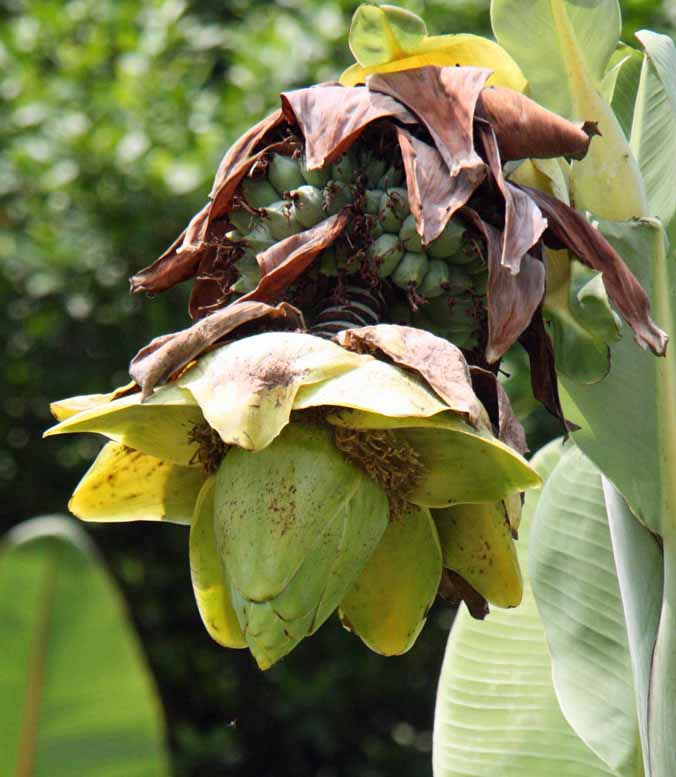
[435,2,676,776]
[38,1,675,773]
[0,516,169,777]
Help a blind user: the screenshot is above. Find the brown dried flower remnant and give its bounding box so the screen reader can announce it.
[189,421,229,474]
[334,425,424,508]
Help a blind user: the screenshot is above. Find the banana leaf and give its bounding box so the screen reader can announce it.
[559,216,676,777]
[528,447,646,776]
[630,31,676,227]
[0,517,169,777]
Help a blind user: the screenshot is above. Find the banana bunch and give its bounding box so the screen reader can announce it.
[46,326,540,668]
[224,146,487,351]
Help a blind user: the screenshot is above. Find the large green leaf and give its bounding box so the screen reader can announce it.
[631,31,676,227]
[529,446,642,777]
[0,517,169,777]
[603,479,663,777]
[433,440,616,777]
[491,0,647,219]
[559,214,676,777]
[492,0,620,117]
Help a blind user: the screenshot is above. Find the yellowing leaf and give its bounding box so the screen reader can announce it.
[49,381,138,421]
[189,477,247,649]
[343,5,525,90]
[70,442,203,524]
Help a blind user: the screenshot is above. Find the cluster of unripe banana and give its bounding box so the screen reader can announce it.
[226,148,487,351]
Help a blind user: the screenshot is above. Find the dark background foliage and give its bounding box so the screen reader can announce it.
[1,1,672,774]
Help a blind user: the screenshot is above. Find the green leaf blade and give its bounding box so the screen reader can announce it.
[603,479,663,777]
[631,31,676,226]
[492,0,647,220]
[529,447,641,777]
[491,0,621,118]
[0,517,169,777]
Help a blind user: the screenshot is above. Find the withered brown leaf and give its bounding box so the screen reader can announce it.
[477,122,548,274]
[476,87,598,162]
[240,211,350,305]
[469,366,528,455]
[129,205,210,296]
[463,208,545,365]
[368,66,489,182]
[281,85,416,170]
[439,569,489,620]
[518,306,566,425]
[522,183,668,356]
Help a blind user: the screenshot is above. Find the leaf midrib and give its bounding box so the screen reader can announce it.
[15,549,60,777]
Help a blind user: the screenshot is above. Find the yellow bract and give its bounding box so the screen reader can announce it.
[189,477,247,648]
[342,4,526,91]
[341,36,527,92]
[69,442,203,525]
[434,501,523,607]
[45,385,202,466]
[49,381,137,421]
[294,359,448,419]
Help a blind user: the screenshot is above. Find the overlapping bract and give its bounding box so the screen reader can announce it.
[46,326,540,668]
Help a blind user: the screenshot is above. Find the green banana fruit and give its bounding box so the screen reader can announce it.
[299,154,330,188]
[418,259,450,298]
[369,233,404,278]
[268,153,305,194]
[290,185,325,228]
[392,251,429,289]
[241,177,279,209]
[427,218,466,259]
[400,213,422,252]
[379,187,410,233]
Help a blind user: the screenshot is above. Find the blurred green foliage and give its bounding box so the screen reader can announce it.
[0,1,672,775]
